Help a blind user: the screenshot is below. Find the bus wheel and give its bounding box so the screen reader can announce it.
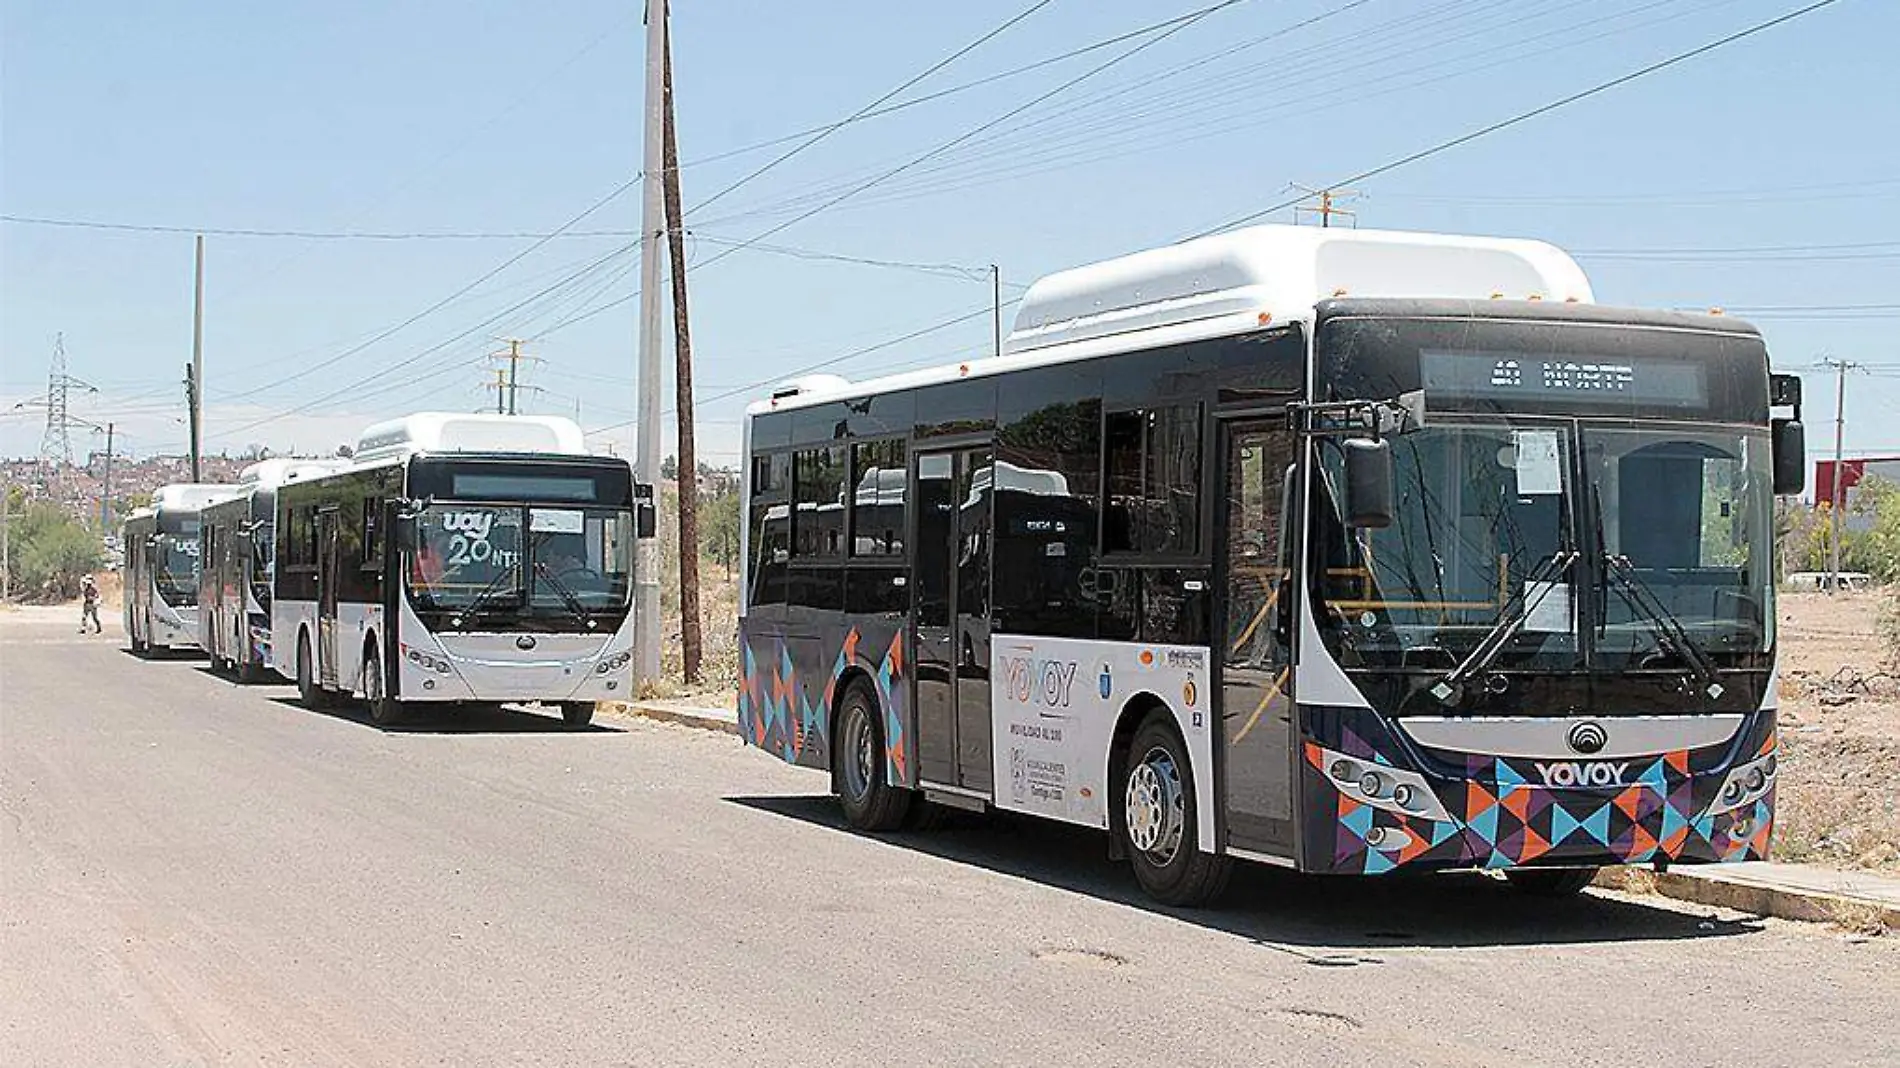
[1504,867,1599,898]
[296,633,326,709]
[363,645,406,728]
[1119,711,1231,907]
[834,678,911,832]
[560,702,595,729]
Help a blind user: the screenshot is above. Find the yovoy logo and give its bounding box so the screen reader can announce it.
[1533,761,1631,788]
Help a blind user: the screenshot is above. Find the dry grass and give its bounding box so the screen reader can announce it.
[1770,590,1900,874]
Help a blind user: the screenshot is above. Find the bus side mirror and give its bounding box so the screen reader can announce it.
[393,515,418,553]
[1343,438,1395,529]
[1772,418,1805,496]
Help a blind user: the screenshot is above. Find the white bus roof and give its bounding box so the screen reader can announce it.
[237,457,351,488]
[352,412,589,462]
[151,482,240,514]
[748,225,1593,415]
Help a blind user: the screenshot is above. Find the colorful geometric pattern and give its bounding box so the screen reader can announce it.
[1301,710,1777,875]
[737,620,910,785]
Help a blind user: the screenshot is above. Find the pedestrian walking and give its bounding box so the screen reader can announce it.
[79,574,103,634]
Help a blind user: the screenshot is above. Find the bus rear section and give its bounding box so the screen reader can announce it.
[271,413,651,728]
[124,482,237,655]
[734,225,1801,906]
[202,459,347,682]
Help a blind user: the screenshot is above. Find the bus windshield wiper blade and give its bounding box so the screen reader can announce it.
[532,563,594,628]
[1603,553,1725,699]
[1432,550,1579,703]
[451,558,525,622]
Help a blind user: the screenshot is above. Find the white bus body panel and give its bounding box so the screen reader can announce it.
[988,634,1218,855]
[391,596,634,703]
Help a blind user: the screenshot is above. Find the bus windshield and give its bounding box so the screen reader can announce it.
[1310,421,1775,672]
[1312,421,1578,672]
[406,504,631,615]
[156,534,200,607]
[1586,424,1775,663]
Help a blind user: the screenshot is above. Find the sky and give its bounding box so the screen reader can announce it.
[4,0,1898,482]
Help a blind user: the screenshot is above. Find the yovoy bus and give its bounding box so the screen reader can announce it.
[271,413,653,728]
[199,457,349,681]
[737,225,1804,906]
[123,482,240,655]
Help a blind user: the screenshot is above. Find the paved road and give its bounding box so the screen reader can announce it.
[3,607,1894,1067]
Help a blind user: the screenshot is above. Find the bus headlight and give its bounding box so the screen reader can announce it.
[596,651,631,674]
[1709,751,1778,816]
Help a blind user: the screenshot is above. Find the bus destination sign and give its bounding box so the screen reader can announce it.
[1420,349,1708,407]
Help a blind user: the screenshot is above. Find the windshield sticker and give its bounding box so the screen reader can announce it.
[530,508,585,534]
[1523,580,1573,633]
[1513,429,1563,496]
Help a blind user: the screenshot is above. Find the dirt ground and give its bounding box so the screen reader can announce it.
[1771,589,1900,874]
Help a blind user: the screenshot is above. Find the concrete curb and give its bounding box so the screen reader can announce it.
[1598,866,1899,930]
[604,700,738,735]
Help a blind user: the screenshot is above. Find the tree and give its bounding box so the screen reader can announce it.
[700,487,741,579]
[661,455,679,481]
[5,503,102,601]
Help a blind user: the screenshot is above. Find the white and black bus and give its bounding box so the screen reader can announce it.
[738,226,1803,905]
[123,482,240,655]
[199,457,348,681]
[271,413,652,728]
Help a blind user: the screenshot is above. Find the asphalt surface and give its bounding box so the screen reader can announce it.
[3,606,1895,1067]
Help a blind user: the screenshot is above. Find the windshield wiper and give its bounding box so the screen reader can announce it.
[532,563,595,629]
[444,530,547,624]
[1602,553,1725,700]
[450,557,525,624]
[1431,549,1579,703]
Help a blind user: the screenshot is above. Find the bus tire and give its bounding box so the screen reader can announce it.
[833,677,911,832]
[1119,711,1231,908]
[296,632,326,709]
[561,702,595,729]
[1504,867,1599,898]
[363,643,406,727]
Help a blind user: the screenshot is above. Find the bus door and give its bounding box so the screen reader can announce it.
[1216,418,1299,856]
[317,507,341,689]
[912,445,995,794]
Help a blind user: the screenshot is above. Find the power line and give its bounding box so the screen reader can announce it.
[674,0,1286,174]
[684,0,1058,219]
[1186,0,1846,239]
[0,215,638,241]
[686,0,1254,278]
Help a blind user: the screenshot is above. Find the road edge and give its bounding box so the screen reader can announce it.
[1595,866,1897,932]
[602,699,738,735]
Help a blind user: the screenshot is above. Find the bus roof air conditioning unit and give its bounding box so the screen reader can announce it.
[1004,224,1595,356]
[352,412,588,461]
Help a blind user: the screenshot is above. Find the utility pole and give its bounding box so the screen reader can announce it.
[490,338,536,415]
[1291,184,1359,228]
[1822,357,1860,593]
[184,362,200,479]
[661,19,702,684]
[489,368,510,414]
[190,234,205,482]
[991,265,1002,359]
[632,0,667,687]
[101,422,115,531]
[1,482,10,603]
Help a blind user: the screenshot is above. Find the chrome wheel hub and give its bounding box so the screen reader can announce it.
[1125,747,1185,862]
[842,706,876,799]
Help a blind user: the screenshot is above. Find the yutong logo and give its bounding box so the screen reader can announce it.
[1567,721,1609,755]
[1533,761,1630,788]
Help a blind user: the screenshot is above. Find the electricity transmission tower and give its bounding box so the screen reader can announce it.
[13,333,98,496]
